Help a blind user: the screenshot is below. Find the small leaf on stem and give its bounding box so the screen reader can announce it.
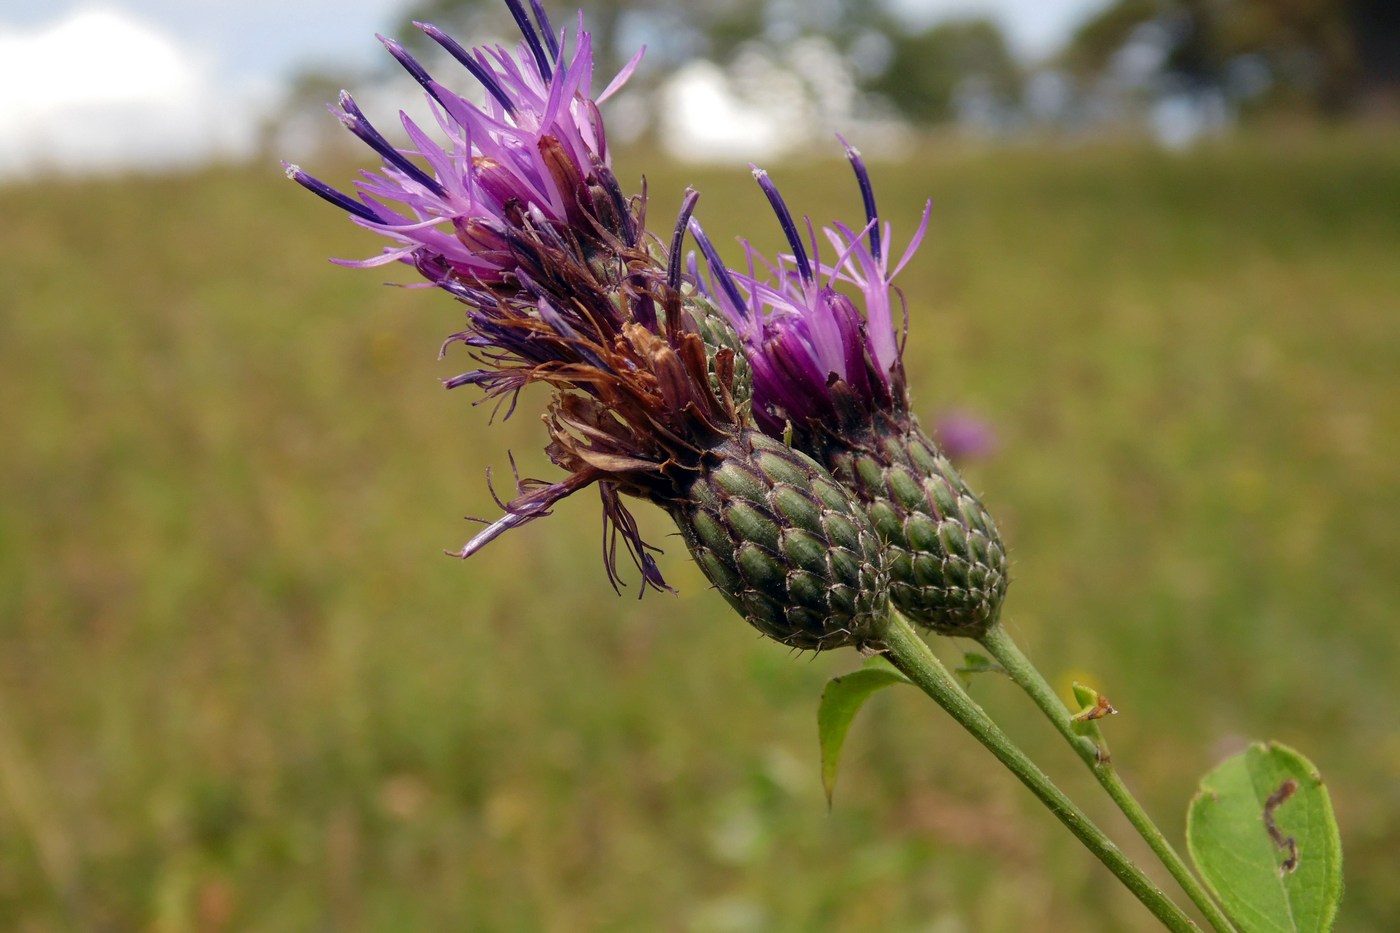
[817,658,910,805]
[1070,682,1118,724]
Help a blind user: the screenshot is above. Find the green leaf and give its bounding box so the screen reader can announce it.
[818,658,910,805]
[1070,681,1099,709]
[1187,742,1343,933]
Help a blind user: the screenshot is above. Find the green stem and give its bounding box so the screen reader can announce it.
[876,609,1198,933]
[977,625,1237,933]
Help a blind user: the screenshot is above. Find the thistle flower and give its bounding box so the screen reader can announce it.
[285,4,885,650]
[689,142,1009,637]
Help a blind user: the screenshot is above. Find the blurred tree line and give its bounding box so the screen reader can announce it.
[1063,0,1400,117]
[393,0,1022,126]
[275,0,1397,153]
[393,0,1396,120]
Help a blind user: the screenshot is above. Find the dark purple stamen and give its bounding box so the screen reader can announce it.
[336,94,448,199]
[443,369,502,390]
[530,292,579,342]
[283,162,383,224]
[378,36,457,117]
[630,282,657,332]
[417,256,497,307]
[528,0,559,60]
[378,36,432,86]
[504,0,553,82]
[751,167,812,283]
[688,219,752,324]
[416,22,517,114]
[840,137,882,263]
[668,189,701,291]
[518,281,611,371]
[594,162,636,246]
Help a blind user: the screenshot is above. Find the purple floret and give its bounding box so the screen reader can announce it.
[689,140,931,436]
[285,0,643,286]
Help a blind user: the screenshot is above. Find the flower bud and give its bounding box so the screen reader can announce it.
[672,431,886,650]
[827,416,1007,637]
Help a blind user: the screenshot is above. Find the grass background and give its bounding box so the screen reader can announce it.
[1,130,1397,931]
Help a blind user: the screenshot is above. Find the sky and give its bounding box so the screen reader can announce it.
[0,0,1109,178]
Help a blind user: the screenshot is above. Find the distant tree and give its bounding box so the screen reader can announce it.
[1058,0,1157,78]
[866,18,1020,125]
[1351,0,1400,110]
[1060,0,1379,115]
[391,0,772,91]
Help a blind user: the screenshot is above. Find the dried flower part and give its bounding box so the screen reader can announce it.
[434,198,744,594]
[691,141,1009,635]
[672,431,887,650]
[825,415,1007,637]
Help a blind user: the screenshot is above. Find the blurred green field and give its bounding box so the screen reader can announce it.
[1,131,1397,931]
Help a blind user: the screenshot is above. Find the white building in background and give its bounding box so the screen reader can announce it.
[656,37,911,164]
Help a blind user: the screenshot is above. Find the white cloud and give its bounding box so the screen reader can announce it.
[0,7,262,178]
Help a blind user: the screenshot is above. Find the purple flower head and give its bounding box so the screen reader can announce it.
[284,0,643,288]
[688,140,931,440]
[284,8,897,649]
